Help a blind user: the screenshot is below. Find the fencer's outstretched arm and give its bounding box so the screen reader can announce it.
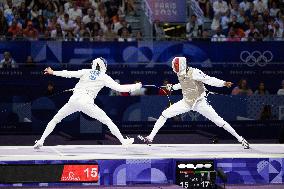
[104,75,141,92]
[192,69,233,88]
[44,67,84,78]
[172,83,181,90]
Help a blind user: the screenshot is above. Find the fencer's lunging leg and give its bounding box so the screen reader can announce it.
[147,115,167,141]
[34,102,77,149]
[193,99,243,142]
[147,99,191,142]
[82,103,132,145]
[39,103,76,143]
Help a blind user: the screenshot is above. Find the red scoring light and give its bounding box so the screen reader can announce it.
[174,58,180,73]
[60,165,99,182]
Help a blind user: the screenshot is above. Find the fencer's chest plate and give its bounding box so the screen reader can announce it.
[178,69,205,106]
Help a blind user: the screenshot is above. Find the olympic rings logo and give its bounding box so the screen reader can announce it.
[240,51,273,67]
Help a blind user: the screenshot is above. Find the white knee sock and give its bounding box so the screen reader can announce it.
[222,123,242,142]
[148,116,167,141]
[39,119,58,143]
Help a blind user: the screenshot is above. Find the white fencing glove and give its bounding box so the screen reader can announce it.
[166,84,173,91]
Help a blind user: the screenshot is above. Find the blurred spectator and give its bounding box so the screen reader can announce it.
[264,29,275,41]
[125,0,136,16]
[213,0,228,15]
[30,4,42,21]
[82,1,93,15]
[228,15,241,31]
[252,31,263,41]
[82,8,94,24]
[153,20,165,41]
[199,30,211,41]
[86,18,100,33]
[25,55,35,68]
[231,79,253,96]
[274,21,283,40]
[263,10,270,22]
[199,0,210,17]
[239,0,251,12]
[244,22,259,38]
[118,27,133,42]
[23,21,39,40]
[18,2,28,21]
[211,14,221,31]
[242,16,251,31]
[8,19,22,38]
[211,27,226,41]
[254,82,270,95]
[104,21,117,41]
[277,80,284,95]
[238,9,246,24]
[45,82,55,96]
[109,79,122,96]
[74,16,83,34]
[158,80,171,96]
[34,15,46,35]
[233,26,245,38]
[130,80,146,96]
[65,31,75,41]
[42,30,51,40]
[230,4,240,19]
[0,10,8,38]
[0,51,16,68]
[117,19,132,36]
[221,11,230,34]
[51,24,64,40]
[254,15,265,33]
[4,1,14,25]
[42,2,56,20]
[47,16,58,31]
[227,28,241,41]
[135,31,143,41]
[14,13,24,28]
[28,0,44,11]
[270,2,280,17]
[259,105,273,120]
[186,14,203,40]
[58,13,76,32]
[7,0,25,8]
[78,30,91,41]
[57,5,65,20]
[15,29,24,40]
[94,29,105,41]
[253,0,266,14]
[68,2,82,20]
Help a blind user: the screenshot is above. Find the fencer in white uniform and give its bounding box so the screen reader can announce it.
[34,57,142,149]
[139,57,249,149]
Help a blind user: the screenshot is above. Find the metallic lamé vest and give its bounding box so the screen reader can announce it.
[178,68,205,106]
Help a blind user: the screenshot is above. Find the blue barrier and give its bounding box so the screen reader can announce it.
[1,95,283,129]
[0,41,284,64]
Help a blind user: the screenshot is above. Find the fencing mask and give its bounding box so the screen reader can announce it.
[172,57,187,75]
[92,57,107,73]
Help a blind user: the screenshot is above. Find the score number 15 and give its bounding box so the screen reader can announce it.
[84,167,98,178]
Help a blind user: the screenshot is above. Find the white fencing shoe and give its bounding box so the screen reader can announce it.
[33,140,43,150]
[121,137,134,146]
[241,137,250,149]
[137,135,153,145]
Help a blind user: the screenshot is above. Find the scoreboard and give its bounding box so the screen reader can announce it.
[0,164,99,183]
[176,160,216,188]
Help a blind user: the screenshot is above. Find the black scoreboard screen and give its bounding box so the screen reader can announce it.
[0,164,98,183]
[176,160,216,188]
